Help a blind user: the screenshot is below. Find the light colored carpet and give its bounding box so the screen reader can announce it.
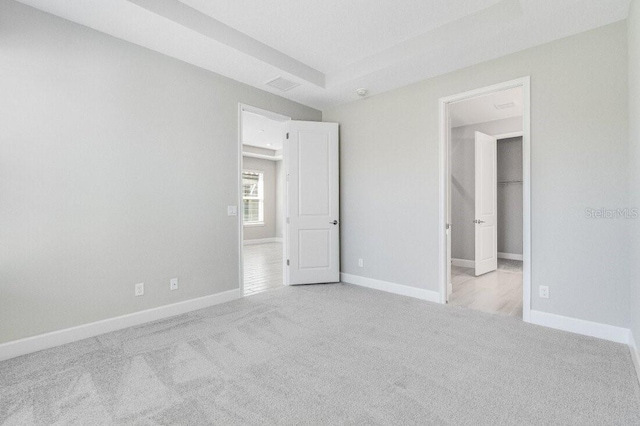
[1,284,639,425]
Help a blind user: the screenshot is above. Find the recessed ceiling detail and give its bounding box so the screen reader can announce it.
[179,0,505,73]
[127,0,324,87]
[16,0,632,109]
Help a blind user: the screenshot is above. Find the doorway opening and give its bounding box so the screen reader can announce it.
[238,106,341,296]
[238,105,290,296]
[439,78,531,321]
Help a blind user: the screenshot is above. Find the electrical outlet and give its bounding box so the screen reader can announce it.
[170,278,178,291]
[539,285,549,299]
[227,206,237,216]
[135,282,144,297]
[358,258,364,268]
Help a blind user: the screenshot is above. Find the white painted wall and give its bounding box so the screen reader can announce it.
[628,0,640,350]
[324,22,630,328]
[0,1,320,344]
[242,156,277,241]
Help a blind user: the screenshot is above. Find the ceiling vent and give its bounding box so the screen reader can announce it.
[494,102,515,110]
[265,76,300,92]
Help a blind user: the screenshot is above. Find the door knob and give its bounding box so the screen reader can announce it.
[473,220,485,224]
[330,220,339,225]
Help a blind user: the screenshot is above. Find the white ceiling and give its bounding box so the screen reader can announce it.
[242,111,285,150]
[16,0,631,110]
[179,0,503,74]
[449,87,523,127]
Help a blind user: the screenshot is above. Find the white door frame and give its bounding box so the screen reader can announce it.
[238,104,291,296]
[438,77,531,322]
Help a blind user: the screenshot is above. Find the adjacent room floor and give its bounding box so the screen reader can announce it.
[243,242,283,296]
[449,258,523,318]
[1,284,638,424]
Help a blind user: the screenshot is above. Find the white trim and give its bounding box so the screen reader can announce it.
[240,104,291,122]
[238,104,245,297]
[238,104,291,296]
[498,252,523,261]
[0,289,240,362]
[629,332,640,386]
[529,310,630,344]
[494,131,524,140]
[243,237,283,245]
[439,77,531,322]
[243,222,265,227]
[283,124,291,287]
[341,273,440,303]
[452,258,475,268]
[242,152,283,161]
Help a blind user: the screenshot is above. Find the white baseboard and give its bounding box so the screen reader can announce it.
[341,273,440,303]
[630,332,640,386]
[529,310,630,344]
[243,237,282,245]
[0,288,241,362]
[452,258,475,268]
[498,252,523,261]
[453,255,522,267]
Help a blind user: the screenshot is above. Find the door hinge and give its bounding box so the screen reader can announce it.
[446,223,451,230]
[286,217,290,224]
[287,259,290,266]
[286,132,289,139]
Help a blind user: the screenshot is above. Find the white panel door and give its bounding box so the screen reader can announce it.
[287,121,339,285]
[474,131,498,276]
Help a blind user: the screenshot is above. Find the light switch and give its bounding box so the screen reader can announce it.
[227,205,238,216]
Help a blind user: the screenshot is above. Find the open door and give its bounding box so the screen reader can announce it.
[474,131,498,276]
[286,121,340,285]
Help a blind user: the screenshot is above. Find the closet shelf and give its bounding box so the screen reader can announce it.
[498,180,523,185]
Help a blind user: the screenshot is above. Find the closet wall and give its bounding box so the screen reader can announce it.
[497,137,523,257]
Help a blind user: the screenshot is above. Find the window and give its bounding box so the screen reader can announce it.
[242,171,264,225]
